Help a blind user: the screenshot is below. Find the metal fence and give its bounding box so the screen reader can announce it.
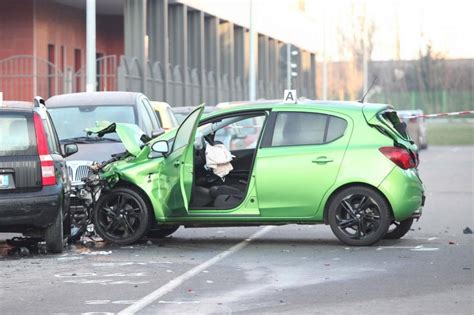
[0,55,117,101]
[117,56,286,107]
[0,54,310,106]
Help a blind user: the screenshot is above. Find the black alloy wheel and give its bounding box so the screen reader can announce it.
[385,218,414,239]
[93,187,151,245]
[328,186,390,246]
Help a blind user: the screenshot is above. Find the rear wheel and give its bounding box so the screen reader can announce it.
[147,225,180,239]
[44,209,64,254]
[93,187,151,245]
[385,218,414,239]
[328,186,391,246]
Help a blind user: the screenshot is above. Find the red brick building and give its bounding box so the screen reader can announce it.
[0,0,318,106]
[0,0,123,100]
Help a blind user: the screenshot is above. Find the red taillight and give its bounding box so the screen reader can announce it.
[33,113,56,186]
[379,146,416,170]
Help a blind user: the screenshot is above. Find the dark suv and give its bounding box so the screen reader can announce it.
[0,97,78,253]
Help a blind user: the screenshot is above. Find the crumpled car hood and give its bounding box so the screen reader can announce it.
[85,121,146,156]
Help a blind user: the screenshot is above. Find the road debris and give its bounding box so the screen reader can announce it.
[463,227,472,234]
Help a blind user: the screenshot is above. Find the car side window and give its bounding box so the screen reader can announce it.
[326,116,348,142]
[271,112,326,146]
[214,115,265,151]
[138,99,155,135]
[141,98,161,130]
[268,112,347,147]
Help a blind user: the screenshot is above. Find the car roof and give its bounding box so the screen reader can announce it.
[0,101,34,112]
[204,100,389,119]
[173,106,216,113]
[46,91,143,107]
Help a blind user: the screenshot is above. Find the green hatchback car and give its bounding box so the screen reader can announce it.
[85,100,424,246]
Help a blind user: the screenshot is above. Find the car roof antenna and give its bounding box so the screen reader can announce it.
[358,76,378,103]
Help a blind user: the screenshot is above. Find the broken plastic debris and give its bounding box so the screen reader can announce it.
[448,241,456,245]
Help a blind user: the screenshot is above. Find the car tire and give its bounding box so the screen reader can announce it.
[93,187,151,246]
[147,225,180,239]
[44,209,64,254]
[384,218,414,239]
[328,186,391,246]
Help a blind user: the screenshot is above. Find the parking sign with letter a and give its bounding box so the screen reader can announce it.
[284,90,297,103]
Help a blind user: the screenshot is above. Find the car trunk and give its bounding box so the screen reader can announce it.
[0,112,42,191]
[363,106,419,165]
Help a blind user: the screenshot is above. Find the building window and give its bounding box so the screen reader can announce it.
[60,46,65,72]
[74,49,81,91]
[48,44,55,97]
[96,52,103,91]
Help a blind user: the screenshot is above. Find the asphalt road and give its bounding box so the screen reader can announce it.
[1,146,473,314]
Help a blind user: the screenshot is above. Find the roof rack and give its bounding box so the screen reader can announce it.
[33,96,45,108]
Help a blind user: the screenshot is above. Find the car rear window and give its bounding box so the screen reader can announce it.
[0,114,35,155]
[379,111,409,139]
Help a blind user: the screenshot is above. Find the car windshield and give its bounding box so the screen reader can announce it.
[174,111,191,124]
[48,105,136,142]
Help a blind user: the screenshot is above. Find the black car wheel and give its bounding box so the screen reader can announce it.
[385,218,414,239]
[147,225,180,239]
[44,208,64,254]
[93,187,151,245]
[328,186,390,246]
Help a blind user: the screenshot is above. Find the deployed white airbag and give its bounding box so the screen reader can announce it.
[205,143,234,178]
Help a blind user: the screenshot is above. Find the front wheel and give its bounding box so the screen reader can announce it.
[93,187,151,245]
[385,218,414,239]
[328,186,391,246]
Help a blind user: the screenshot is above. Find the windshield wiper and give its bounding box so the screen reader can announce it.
[61,136,120,144]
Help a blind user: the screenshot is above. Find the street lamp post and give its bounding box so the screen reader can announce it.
[248,0,256,101]
[86,0,96,92]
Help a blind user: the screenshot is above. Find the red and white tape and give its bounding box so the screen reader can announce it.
[406,110,474,121]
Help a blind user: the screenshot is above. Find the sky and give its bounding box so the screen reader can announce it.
[180,0,473,61]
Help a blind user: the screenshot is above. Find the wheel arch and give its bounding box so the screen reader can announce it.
[322,182,394,224]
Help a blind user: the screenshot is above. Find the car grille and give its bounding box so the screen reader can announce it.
[67,161,93,185]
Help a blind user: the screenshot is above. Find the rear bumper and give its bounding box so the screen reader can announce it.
[0,184,63,231]
[378,167,425,221]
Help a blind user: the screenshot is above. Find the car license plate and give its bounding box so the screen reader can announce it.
[0,175,9,188]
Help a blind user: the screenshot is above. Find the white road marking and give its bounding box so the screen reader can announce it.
[411,247,440,251]
[118,226,274,315]
[157,300,201,305]
[376,245,424,250]
[428,237,437,241]
[85,300,111,305]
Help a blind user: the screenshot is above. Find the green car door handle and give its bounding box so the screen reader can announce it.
[312,156,334,164]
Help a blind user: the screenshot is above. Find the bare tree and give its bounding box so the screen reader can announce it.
[333,3,376,100]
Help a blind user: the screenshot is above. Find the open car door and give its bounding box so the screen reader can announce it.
[160,105,204,217]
